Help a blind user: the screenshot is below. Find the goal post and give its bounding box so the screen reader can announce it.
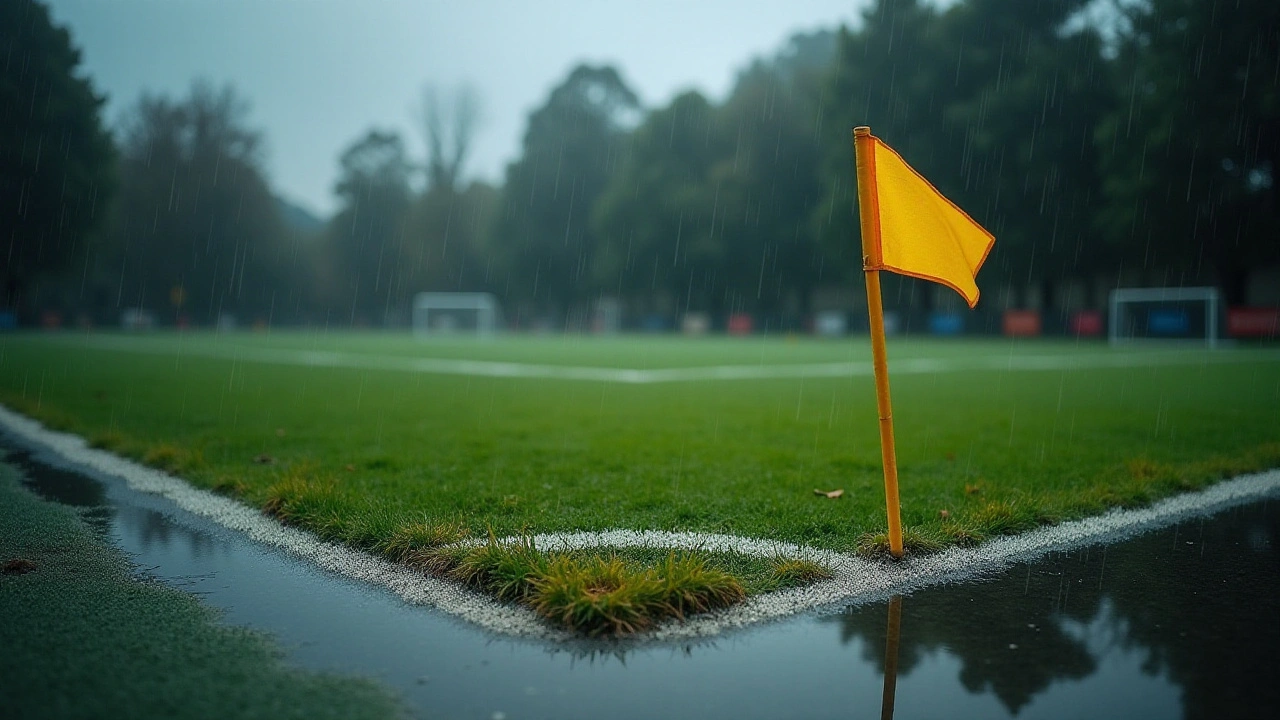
[412,292,501,337]
[1108,286,1221,348]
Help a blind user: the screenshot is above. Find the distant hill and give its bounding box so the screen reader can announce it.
[275,196,326,236]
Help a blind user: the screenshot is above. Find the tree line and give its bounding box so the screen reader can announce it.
[4,0,1276,330]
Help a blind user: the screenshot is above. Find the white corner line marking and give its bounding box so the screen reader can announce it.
[2,402,1278,644]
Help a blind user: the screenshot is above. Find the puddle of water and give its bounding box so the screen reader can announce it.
[6,438,1279,720]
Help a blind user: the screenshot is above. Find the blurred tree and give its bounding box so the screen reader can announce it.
[713,30,835,322]
[106,81,282,325]
[403,179,499,296]
[491,64,639,322]
[591,32,834,325]
[402,84,497,300]
[591,90,729,316]
[1097,0,1280,304]
[940,0,1111,314]
[421,84,481,194]
[0,0,114,322]
[818,0,1108,318]
[269,196,327,325]
[327,129,413,324]
[814,0,951,314]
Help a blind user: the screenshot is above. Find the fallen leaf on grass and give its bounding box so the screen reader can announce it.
[813,488,844,499]
[4,558,37,575]
[939,509,951,519]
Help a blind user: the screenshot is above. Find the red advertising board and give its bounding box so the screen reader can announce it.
[727,313,754,336]
[1070,310,1103,337]
[1227,307,1280,338]
[1002,310,1042,337]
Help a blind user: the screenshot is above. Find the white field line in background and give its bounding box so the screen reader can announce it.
[2,402,1279,644]
[41,335,1280,384]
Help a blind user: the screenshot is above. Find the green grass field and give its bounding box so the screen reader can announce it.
[2,331,1278,631]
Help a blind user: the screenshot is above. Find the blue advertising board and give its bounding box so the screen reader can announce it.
[1147,308,1190,336]
[929,312,964,336]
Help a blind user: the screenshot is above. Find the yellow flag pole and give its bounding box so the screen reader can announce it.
[853,126,904,559]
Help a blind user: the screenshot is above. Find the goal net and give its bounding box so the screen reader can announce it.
[1107,287,1221,348]
[412,292,501,336]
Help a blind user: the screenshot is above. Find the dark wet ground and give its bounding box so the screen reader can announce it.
[5,437,1279,720]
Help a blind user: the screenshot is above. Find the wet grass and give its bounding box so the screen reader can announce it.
[258,473,823,633]
[1,331,1278,632]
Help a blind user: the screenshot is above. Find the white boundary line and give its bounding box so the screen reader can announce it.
[2,402,1278,644]
[35,335,1280,384]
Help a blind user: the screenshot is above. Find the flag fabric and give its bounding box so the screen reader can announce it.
[860,133,994,308]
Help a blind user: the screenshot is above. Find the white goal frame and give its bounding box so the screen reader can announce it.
[412,292,501,337]
[1108,286,1220,348]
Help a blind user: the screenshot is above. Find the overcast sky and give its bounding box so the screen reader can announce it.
[46,0,871,217]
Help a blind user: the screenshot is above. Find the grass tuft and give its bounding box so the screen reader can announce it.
[380,520,469,562]
[211,475,248,497]
[1127,457,1163,481]
[416,540,751,636]
[766,557,833,588]
[446,535,548,602]
[939,521,984,546]
[531,551,745,636]
[650,551,746,618]
[405,544,470,576]
[2,396,77,432]
[142,443,203,473]
[88,429,127,451]
[855,526,946,559]
[261,470,341,526]
[532,555,655,635]
[968,499,1039,536]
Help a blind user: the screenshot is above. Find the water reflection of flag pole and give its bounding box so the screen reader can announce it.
[880,595,903,720]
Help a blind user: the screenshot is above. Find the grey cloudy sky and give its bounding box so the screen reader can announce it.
[46,0,870,217]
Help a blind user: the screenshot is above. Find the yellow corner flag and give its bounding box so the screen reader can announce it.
[857,128,994,307]
[853,126,995,559]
